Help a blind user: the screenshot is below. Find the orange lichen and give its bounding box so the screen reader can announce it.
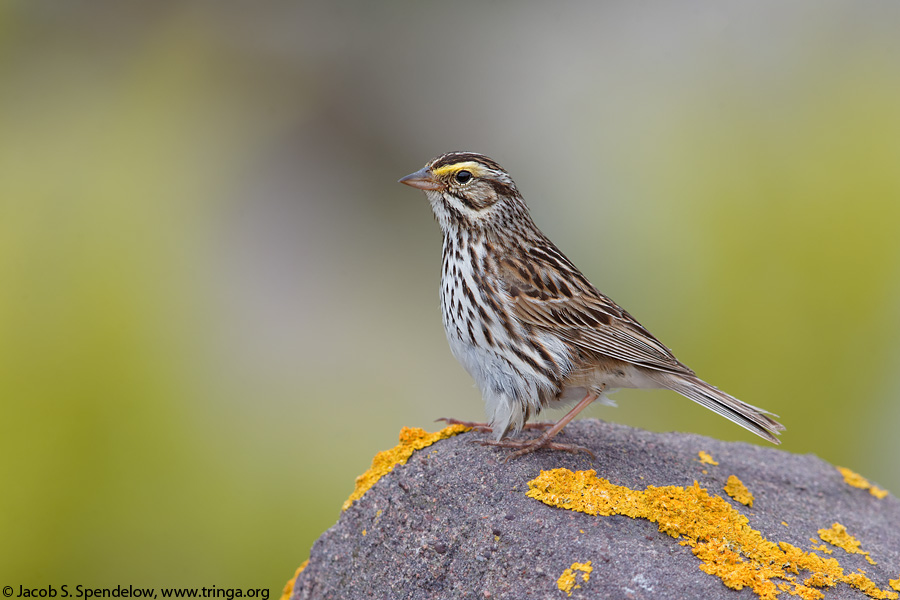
[818,523,877,565]
[724,475,754,507]
[280,560,308,600]
[527,468,898,600]
[557,561,592,596]
[838,467,889,499]
[342,424,470,511]
[698,451,719,466]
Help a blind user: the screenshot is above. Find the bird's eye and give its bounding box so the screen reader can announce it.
[455,170,472,184]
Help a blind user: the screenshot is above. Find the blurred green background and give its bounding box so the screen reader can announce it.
[2,0,900,591]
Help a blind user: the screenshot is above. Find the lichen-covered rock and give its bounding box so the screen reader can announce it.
[287,420,900,600]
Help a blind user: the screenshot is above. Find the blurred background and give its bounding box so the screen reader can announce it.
[2,0,900,591]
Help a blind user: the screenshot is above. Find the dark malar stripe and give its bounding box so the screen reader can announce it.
[442,201,467,226]
[452,192,479,211]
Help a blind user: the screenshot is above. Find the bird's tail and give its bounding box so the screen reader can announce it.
[648,372,785,444]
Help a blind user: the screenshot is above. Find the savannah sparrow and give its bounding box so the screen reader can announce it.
[400,152,784,457]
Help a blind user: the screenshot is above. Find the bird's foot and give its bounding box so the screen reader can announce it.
[520,421,556,431]
[436,417,555,433]
[435,417,492,433]
[477,438,595,462]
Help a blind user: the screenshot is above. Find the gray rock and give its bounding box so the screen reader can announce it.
[290,420,899,600]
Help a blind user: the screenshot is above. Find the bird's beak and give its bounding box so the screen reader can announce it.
[399,167,442,191]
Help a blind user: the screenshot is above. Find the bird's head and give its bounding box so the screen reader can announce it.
[400,152,525,232]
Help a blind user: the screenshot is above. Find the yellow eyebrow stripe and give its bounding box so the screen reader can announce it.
[431,161,486,179]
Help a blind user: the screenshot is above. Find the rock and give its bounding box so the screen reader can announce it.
[288,420,900,600]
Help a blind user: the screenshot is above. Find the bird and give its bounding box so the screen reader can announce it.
[399,151,784,458]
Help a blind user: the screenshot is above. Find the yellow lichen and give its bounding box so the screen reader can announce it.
[724,475,754,507]
[818,523,877,565]
[557,561,592,596]
[810,540,834,555]
[698,451,719,465]
[871,488,890,499]
[342,425,470,511]
[838,467,889,499]
[527,468,898,600]
[890,577,900,592]
[845,573,898,600]
[280,560,308,600]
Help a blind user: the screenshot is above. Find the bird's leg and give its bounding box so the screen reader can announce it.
[478,386,604,460]
[435,417,554,433]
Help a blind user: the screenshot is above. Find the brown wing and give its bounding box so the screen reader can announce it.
[494,242,695,376]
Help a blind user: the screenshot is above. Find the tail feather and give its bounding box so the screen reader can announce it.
[649,373,785,444]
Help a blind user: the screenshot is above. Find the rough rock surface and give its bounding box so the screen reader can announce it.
[291,420,899,600]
